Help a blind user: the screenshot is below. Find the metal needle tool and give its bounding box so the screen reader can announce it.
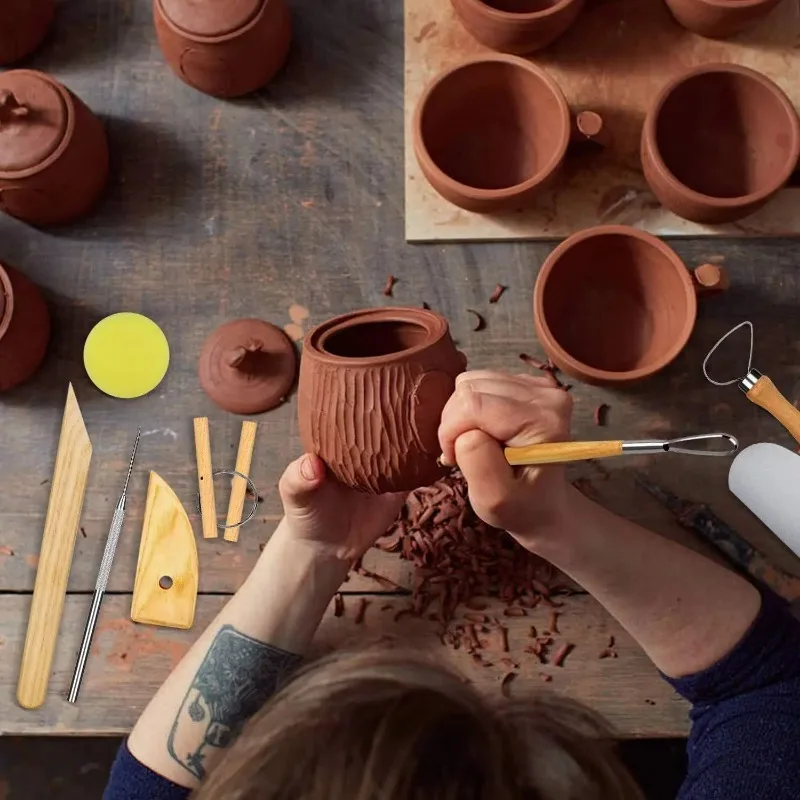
[67,428,141,704]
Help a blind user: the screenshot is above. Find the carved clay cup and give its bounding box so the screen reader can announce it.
[534,225,728,385]
[451,0,584,54]
[0,261,51,392]
[663,0,782,38]
[298,307,466,494]
[153,0,292,98]
[642,64,800,225]
[0,0,55,65]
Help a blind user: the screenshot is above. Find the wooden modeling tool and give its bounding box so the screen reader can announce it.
[131,472,199,629]
[18,385,92,710]
[193,416,217,539]
[225,421,258,542]
[703,321,800,445]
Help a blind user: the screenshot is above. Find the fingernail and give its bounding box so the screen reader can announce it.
[300,455,318,482]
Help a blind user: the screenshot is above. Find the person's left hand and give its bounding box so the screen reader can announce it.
[276,454,406,563]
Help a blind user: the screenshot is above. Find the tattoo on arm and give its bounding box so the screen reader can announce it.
[166,625,302,780]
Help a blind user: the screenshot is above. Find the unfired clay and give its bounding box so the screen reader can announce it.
[664,0,781,38]
[642,64,800,224]
[0,0,55,65]
[298,308,466,493]
[414,56,571,212]
[0,70,109,226]
[451,0,584,54]
[153,0,291,98]
[0,261,51,392]
[533,226,726,384]
[199,319,297,414]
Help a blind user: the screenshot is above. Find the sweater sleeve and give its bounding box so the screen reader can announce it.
[666,589,800,800]
[103,739,190,800]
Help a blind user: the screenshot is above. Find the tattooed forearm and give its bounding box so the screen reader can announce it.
[166,625,302,780]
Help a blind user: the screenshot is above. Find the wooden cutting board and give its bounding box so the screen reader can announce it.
[405,0,800,242]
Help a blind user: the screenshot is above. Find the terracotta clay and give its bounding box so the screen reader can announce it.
[298,308,466,493]
[533,226,727,384]
[0,70,109,226]
[664,0,781,38]
[414,56,571,212]
[153,0,291,98]
[0,0,55,65]
[642,64,800,225]
[451,0,584,54]
[0,261,51,393]
[198,318,297,414]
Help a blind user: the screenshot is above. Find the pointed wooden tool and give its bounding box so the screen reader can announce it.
[193,417,217,539]
[18,384,92,710]
[224,420,258,542]
[131,471,198,629]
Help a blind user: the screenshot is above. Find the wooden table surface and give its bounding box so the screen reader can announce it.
[1,0,799,738]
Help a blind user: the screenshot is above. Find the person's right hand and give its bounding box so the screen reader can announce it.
[438,370,575,553]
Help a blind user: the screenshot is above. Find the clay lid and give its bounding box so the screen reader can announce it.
[158,0,263,37]
[0,264,8,327]
[0,71,68,175]
[198,318,297,414]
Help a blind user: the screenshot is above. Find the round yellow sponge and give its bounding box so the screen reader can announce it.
[84,313,170,399]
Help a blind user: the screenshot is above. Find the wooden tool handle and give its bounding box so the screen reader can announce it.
[747,376,800,445]
[504,440,624,466]
[224,421,258,543]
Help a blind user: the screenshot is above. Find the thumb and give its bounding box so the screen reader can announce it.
[454,429,515,514]
[278,453,326,513]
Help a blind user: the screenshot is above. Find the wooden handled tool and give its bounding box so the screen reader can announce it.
[224,421,258,542]
[193,417,217,539]
[18,385,92,710]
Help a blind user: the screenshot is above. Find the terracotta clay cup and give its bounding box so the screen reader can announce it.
[642,64,800,225]
[0,70,109,227]
[664,0,782,38]
[298,308,466,494]
[0,0,55,65]
[153,0,291,98]
[0,261,51,393]
[451,0,584,54]
[414,56,590,212]
[534,226,728,385]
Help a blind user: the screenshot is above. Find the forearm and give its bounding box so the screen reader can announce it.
[531,487,761,679]
[127,521,348,789]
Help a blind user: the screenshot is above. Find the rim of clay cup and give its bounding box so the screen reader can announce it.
[644,63,800,210]
[413,55,571,204]
[533,225,697,383]
[156,0,269,43]
[684,0,778,7]
[0,264,14,343]
[457,0,580,20]
[306,307,449,367]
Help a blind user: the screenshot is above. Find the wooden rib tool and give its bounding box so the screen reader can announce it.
[193,416,217,539]
[224,421,258,542]
[18,385,92,710]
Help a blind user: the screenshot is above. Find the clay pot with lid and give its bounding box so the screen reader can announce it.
[642,64,800,225]
[153,0,291,98]
[664,0,782,38]
[298,308,466,494]
[534,226,728,385]
[451,0,584,54]
[0,261,51,393]
[0,0,55,64]
[0,70,109,227]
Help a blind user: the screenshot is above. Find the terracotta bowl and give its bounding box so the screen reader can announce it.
[298,308,466,494]
[414,56,571,212]
[153,0,291,98]
[0,0,55,64]
[664,0,782,38]
[642,64,800,225]
[451,0,584,54]
[0,261,50,392]
[534,226,727,385]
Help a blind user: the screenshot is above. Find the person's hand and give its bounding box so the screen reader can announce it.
[276,454,406,563]
[438,370,574,552]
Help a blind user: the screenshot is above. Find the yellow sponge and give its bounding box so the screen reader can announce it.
[84,313,170,399]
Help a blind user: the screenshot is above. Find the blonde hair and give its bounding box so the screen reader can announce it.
[195,648,642,800]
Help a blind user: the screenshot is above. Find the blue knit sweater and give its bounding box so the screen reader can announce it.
[103,590,800,799]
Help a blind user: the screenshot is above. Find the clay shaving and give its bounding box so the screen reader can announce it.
[594,403,610,426]
[500,671,517,698]
[467,309,486,331]
[354,598,370,624]
[383,274,397,297]
[489,284,507,303]
[334,593,345,618]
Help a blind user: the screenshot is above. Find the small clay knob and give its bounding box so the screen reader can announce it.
[693,263,730,294]
[0,91,29,124]
[225,341,264,370]
[570,110,608,148]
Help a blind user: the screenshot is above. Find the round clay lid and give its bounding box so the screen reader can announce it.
[158,0,263,37]
[198,318,297,414]
[0,71,68,174]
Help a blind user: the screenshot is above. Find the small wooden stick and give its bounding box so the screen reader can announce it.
[193,417,217,539]
[224,421,258,542]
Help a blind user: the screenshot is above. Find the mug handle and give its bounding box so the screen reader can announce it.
[691,263,730,296]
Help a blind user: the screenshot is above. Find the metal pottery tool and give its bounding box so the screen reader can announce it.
[504,433,738,467]
[635,472,800,603]
[67,429,141,704]
[703,321,800,445]
[18,385,92,710]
